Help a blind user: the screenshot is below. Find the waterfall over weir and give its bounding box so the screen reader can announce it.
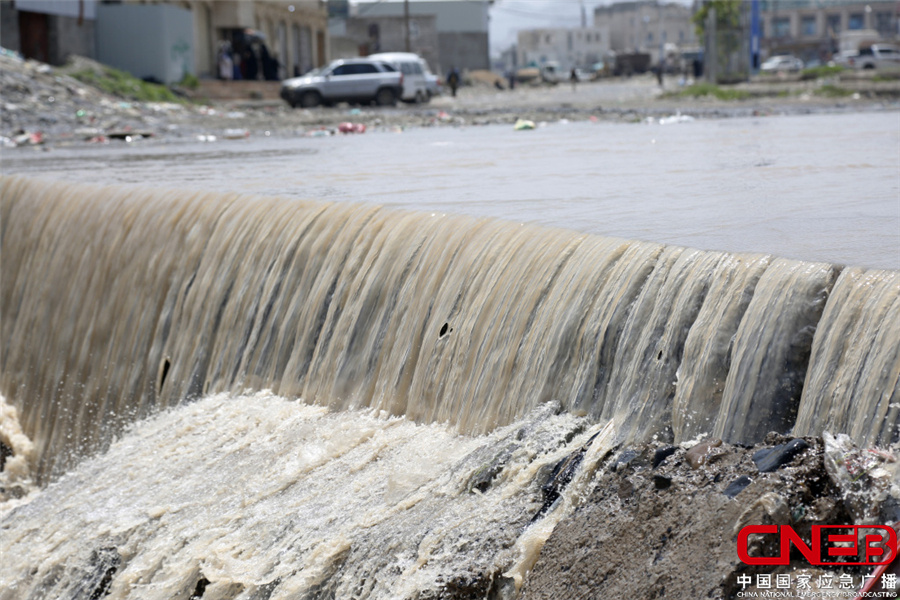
[1,175,898,482]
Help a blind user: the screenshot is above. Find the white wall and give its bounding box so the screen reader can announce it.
[96,4,194,85]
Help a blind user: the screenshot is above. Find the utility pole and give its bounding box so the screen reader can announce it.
[404,0,411,52]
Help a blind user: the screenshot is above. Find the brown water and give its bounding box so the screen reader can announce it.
[0,111,898,600]
[3,111,898,269]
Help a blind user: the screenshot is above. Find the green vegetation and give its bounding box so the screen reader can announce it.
[70,64,183,103]
[692,0,742,38]
[668,83,750,101]
[799,65,844,80]
[178,72,200,90]
[814,84,854,97]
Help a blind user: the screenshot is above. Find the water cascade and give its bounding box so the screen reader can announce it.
[1,175,898,598]
[2,175,898,476]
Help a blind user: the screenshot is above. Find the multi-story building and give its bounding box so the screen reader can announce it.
[516,27,610,72]
[593,0,698,62]
[0,0,329,81]
[351,0,490,72]
[758,0,899,62]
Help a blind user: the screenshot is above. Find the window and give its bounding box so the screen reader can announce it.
[826,14,841,35]
[773,17,790,38]
[875,12,894,37]
[334,63,378,76]
[848,13,863,30]
[801,16,815,37]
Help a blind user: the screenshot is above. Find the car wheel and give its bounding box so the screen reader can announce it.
[375,88,396,106]
[299,91,321,108]
[414,90,428,104]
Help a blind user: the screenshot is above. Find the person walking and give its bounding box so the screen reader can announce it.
[446,67,460,98]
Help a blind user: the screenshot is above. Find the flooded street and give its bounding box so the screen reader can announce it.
[5,110,898,269]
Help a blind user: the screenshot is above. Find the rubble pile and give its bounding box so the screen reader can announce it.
[0,51,186,146]
[522,433,899,599]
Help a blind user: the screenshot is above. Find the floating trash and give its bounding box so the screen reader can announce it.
[514,118,535,131]
[338,122,366,134]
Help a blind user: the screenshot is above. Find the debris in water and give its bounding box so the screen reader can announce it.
[514,118,535,130]
[752,438,809,472]
[722,475,752,498]
[338,122,366,134]
[223,128,249,139]
[652,445,677,468]
[686,438,722,469]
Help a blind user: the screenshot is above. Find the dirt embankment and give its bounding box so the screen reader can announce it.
[3,52,899,150]
[522,433,899,600]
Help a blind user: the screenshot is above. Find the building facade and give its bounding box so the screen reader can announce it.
[593,0,698,62]
[351,0,490,72]
[1,0,99,66]
[0,0,328,80]
[516,27,610,71]
[340,15,440,72]
[757,0,899,62]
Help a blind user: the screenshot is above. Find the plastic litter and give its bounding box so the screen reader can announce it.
[12,131,43,145]
[223,129,250,139]
[659,114,695,125]
[513,118,535,131]
[338,122,366,134]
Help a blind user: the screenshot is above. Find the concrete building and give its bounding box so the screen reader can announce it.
[352,0,490,72]
[593,0,697,62]
[195,0,328,79]
[516,27,610,72]
[0,1,328,81]
[341,15,440,72]
[1,0,98,66]
[757,0,899,62]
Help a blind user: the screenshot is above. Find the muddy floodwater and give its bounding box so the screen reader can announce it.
[4,110,899,269]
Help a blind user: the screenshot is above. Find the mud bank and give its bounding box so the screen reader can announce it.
[523,434,899,600]
[3,52,899,150]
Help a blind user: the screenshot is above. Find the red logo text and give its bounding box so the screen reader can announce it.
[737,525,897,566]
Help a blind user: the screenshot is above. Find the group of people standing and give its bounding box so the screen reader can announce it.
[217,39,280,82]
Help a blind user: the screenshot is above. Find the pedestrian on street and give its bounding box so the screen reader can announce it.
[447,67,460,97]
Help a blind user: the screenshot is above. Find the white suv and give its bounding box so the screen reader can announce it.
[368,52,434,103]
[280,58,404,108]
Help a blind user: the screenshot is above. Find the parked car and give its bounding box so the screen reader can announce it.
[280,58,403,108]
[368,52,434,103]
[425,72,442,98]
[760,55,804,73]
[852,44,900,70]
